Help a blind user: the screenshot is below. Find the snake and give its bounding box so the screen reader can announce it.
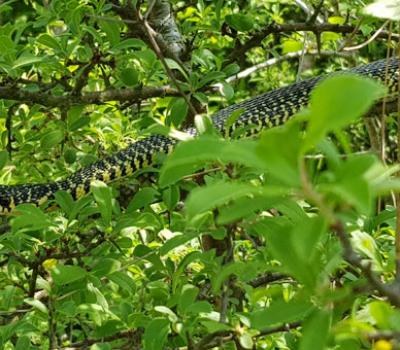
[0,58,399,214]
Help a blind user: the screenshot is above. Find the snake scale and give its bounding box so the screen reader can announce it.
[0,58,399,214]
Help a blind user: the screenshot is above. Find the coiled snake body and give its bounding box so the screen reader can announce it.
[1,58,399,213]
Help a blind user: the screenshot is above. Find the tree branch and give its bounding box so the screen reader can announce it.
[0,84,180,107]
[221,50,352,85]
[55,330,139,349]
[229,22,399,63]
[249,273,288,288]
[332,221,400,307]
[258,321,302,337]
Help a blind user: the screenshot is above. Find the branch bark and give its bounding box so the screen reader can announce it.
[332,221,400,307]
[229,22,399,63]
[0,84,179,107]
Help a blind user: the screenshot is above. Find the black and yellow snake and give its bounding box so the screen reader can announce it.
[0,58,399,214]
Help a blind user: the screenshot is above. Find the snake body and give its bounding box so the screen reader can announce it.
[0,58,399,213]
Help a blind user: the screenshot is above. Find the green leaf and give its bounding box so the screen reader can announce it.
[224,108,245,133]
[40,130,64,149]
[15,336,31,350]
[68,116,90,132]
[160,136,263,187]
[64,147,77,164]
[221,82,234,100]
[111,38,146,51]
[369,301,393,329]
[52,265,86,285]
[293,215,327,264]
[198,71,225,88]
[282,38,303,53]
[165,58,189,81]
[108,271,136,293]
[0,35,15,54]
[144,318,169,350]
[159,231,200,256]
[24,298,48,313]
[91,258,121,278]
[91,180,113,225]
[134,245,165,271]
[13,54,45,69]
[67,6,84,34]
[37,34,62,51]
[185,181,282,219]
[200,320,232,333]
[299,309,331,350]
[93,320,122,338]
[239,333,254,349]
[305,75,384,150]
[120,67,139,87]
[162,185,180,211]
[328,16,346,25]
[12,204,51,231]
[185,301,213,314]
[69,196,93,221]
[225,14,254,31]
[91,345,111,350]
[54,191,74,216]
[167,98,188,127]
[255,214,326,288]
[127,187,159,211]
[99,18,120,46]
[256,119,302,186]
[67,105,86,131]
[154,306,178,323]
[212,261,246,292]
[178,284,199,314]
[223,63,240,76]
[218,195,281,224]
[322,154,376,214]
[0,150,8,171]
[251,299,313,330]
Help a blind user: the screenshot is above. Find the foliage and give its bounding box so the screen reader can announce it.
[0,1,400,350]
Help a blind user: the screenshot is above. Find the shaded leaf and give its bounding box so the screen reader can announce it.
[299,309,331,350]
[225,14,254,31]
[305,75,384,149]
[251,299,313,330]
[144,318,169,350]
[52,265,86,285]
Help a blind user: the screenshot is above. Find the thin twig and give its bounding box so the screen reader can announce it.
[338,17,365,51]
[396,27,400,283]
[380,22,393,163]
[48,296,57,349]
[228,22,399,63]
[307,0,325,25]
[293,0,324,24]
[249,273,289,287]
[258,321,302,337]
[296,33,309,82]
[367,331,400,341]
[182,167,222,180]
[221,50,351,85]
[343,20,389,51]
[55,330,137,349]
